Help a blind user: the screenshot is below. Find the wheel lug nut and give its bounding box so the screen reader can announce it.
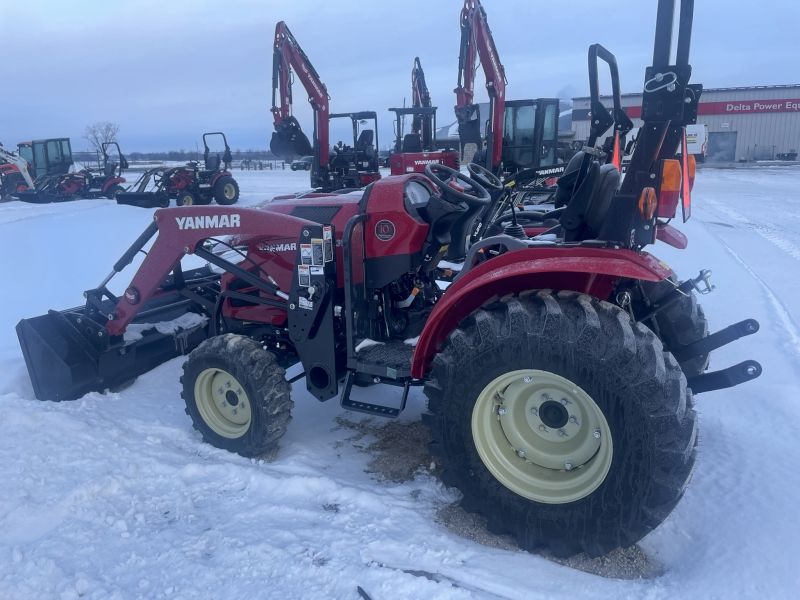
[530,407,538,416]
[560,398,568,406]
[569,416,578,424]
[557,429,566,437]
[593,429,601,439]
[538,424,547,432]
[541,394,549,401]
[523,376,532,383]
[517,448,527,458]
[497,406,507,415]
[564,461,574,471]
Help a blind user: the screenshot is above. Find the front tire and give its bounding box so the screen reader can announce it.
[105,184,125,199]
[176,191,196,206]
[181,334,293,457]
[213,176,239,205]
[423,291,697,558]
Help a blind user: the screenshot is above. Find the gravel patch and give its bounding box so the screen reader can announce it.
[335,414,662,580]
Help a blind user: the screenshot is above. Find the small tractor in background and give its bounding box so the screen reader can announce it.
[117,132,239,208]
[268,21,381,192]
[387,58,461,176]
[16,0,763,559]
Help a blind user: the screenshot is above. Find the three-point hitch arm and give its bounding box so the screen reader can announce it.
[270,21,330,170]
[453,0,507,170]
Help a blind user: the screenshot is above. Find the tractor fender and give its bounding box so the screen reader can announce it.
[210,171,233,187]
[411,246,673,377]
[102,177,126,192]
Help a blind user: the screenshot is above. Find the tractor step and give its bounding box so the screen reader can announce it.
[672,318,760,362]
[687,360,762,394]
[339,371,410,418]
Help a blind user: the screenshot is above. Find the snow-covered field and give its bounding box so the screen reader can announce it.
[1,166,800,599]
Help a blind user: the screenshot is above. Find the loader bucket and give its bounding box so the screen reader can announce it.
[117,192,168,208]
[16,190,56,204]
[270,115,313,158]
[17,288,213,401]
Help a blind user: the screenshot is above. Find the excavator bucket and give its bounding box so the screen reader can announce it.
[458,117,482,154]
[270,116,313,158]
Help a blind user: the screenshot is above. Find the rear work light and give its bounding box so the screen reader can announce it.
[638,187,658,219]
[656,159,682,219]
[687,154,697,192]
[680,131,692,222]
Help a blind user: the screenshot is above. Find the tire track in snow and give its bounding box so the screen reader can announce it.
[698,218,800,362]
[702,198,800,262]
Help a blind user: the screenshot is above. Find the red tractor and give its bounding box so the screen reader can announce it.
[117,133,239,208]
[17,0,761,558]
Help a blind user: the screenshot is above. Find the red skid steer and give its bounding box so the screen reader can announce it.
[18,1,762,558]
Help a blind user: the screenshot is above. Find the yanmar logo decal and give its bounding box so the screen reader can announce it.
[176,214,241,230]
[413,159,442,165]
[301,62,325,101]
[258,243,297,253]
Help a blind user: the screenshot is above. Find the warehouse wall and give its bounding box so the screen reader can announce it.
[572,86,800,161]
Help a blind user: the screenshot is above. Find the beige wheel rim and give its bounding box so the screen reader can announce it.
[223,183,236,200]
[194,368,252,439]
[182,194,194,206]
[471,369,612,504]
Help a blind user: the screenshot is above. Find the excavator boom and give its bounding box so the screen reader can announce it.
[454,0,506,169]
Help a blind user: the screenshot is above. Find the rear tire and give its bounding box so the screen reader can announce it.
[214,176,239,205]
[423,291,697,558]
[181,334,293,457]
[638,276,710,377]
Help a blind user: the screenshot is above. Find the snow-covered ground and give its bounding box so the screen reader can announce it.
[1,166,800,599]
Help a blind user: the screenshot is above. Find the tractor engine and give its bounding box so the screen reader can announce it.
[378,272,440,340]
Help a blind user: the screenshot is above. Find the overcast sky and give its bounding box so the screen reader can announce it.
[1,0,798,153]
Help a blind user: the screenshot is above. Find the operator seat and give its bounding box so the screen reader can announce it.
[103,161,118,178]
[555,151,620,241]
[204,154,221,171]
[402,134,422,153]
[356,130,375,158]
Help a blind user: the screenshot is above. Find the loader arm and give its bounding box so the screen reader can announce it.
[106,207,314,337]
[454,0,506,170]
[271,21,330,169]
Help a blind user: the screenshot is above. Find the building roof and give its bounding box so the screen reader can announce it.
[572,83,800,101]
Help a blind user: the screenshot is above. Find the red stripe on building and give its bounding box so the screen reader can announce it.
[621,99,800,119]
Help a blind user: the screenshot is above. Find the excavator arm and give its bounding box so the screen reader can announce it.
[270,21,330,169]
[454,0,506,170]
[411,57,432,145]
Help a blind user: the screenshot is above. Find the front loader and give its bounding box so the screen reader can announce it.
[18,0,762,559]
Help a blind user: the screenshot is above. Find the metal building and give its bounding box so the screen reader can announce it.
[572,84,800,162]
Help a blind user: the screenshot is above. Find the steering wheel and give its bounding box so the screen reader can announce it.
[424,164,490,207]
[467,162,503,192]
